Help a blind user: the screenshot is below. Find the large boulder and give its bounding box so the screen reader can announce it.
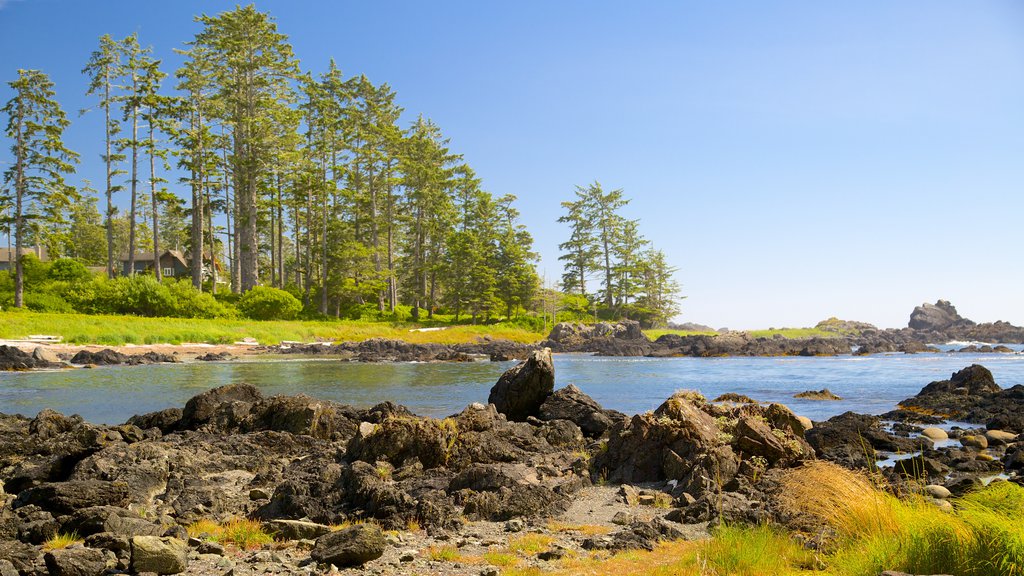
[179,383,264,429]
[806,412,923,469]
[310,524,386,568]
[538,384,626,437]
[488,348,555,421]
[593,392,731,487]
[43,547,108,576]
[908,300,972,331]
[0,344,57,370]
[13,481,130,515]
[130,536,188,574]
[917,364,1000,397]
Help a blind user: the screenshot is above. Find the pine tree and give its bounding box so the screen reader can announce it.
[66,183,107,264]
[636,249,682,326]
[494,194,538,318]
[2,69,79,307]
[138,56,170,281]
[82,34,125,278]
[189,5,300,292]
[117,33,154,276]
[557,191,600,297]
[174,44,217,289]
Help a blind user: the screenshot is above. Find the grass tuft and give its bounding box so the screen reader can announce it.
[508,533,556,555]
[42,532,82,551]
[187,518,273,550]
[426,545,461,562]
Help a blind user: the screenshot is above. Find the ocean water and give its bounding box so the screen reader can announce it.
[1,351,1023,425]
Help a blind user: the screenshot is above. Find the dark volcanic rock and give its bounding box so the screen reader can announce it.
[794,389,842,401]
[311,524,386,567]
[909,300,972,331]
[44,547,108,576]
[894,365,1024,432]
[0,344,60,370]
[806,412,924,469]
[68,349,178,366]
[488,348,555,421]
[14,480,130,515]
[542,320,653,356]
[538,384,626,437]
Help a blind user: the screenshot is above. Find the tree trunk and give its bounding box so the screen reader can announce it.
[206,183,217,295]
[277,174,284,287]
[150,122,162,283]
[189,103,204,290]
[127,89,139,276]
[13,100,24,308]
[320,157,328,315]
[104,71,115,279]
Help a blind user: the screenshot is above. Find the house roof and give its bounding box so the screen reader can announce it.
[119,250,188,268]
[0,246,49,261]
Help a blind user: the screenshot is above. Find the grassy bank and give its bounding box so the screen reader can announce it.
[0,310,544,346]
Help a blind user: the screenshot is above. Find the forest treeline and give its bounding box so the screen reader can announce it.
[1,5,680,327]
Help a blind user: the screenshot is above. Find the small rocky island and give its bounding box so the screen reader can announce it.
[1,351,1021,575]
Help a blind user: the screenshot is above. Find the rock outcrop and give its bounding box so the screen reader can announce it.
[488,349,555,421]
[893,364,1024,432]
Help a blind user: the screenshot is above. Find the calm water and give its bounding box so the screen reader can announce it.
[2,352,1024,425]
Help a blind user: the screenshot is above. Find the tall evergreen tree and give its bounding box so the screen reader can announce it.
[82,34,125,278]
[117,33,154,275]
[188,5,300,292]
[2,69,79,307]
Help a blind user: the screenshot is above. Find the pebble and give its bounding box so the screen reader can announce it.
[921,427,948,441]
[924,484,951,499]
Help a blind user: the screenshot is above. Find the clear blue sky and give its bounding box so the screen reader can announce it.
[2,0,1022,329]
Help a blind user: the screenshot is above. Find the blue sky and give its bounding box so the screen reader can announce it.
[1,1,1022,329]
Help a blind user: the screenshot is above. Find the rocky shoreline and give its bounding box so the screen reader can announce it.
[2,300,1022,372]
[1,349,1021,575]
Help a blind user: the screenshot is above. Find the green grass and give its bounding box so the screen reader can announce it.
[187,518,274,550]
[0,310,544,346]
[426,545,462,562]
[698,524,817,575]
[42,532,82,551]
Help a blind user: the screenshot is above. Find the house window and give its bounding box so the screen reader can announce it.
[163,267,174,277]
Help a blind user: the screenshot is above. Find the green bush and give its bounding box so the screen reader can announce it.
[48,259,92,283]
[165,280,233,319]
[237,286,302,320]
[25,254,51,285]
[90,275,175,317]
[0,291,74,313]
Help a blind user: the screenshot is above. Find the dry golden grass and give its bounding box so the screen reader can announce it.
[546,521,612,536]
[506,540,702,576]
[777,461,899,540]
[425,544,461,562]
[508,533,556,555]
[186,518,273,550]
[42,532,82,551]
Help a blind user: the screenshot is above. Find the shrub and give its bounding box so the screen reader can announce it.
[237,286,302,320]
[0,291,73,313]
[48,258,92,283]
[20,253,51,287]
[90,275,175,317]
[165,280,233,319]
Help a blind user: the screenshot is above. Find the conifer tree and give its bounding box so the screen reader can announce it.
[2,69,79,307]
[82,34,125,278]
